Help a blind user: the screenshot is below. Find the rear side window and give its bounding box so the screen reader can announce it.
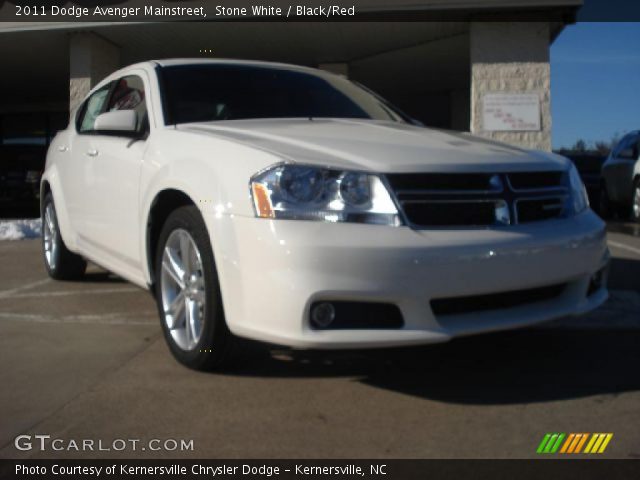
[77,83,112,133]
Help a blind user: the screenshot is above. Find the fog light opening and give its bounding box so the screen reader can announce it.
[310,302,336,329]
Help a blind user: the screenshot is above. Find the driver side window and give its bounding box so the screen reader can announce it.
[77,83,112,133]
[106,75,148,135]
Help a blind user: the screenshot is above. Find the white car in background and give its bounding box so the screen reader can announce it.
[600,130,640,222]
[41,59,609,370]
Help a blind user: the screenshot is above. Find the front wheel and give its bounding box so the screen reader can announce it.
[42,193,87,280]
[154,206,236,370]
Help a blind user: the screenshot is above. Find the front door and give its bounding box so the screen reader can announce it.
[73,73,150,271]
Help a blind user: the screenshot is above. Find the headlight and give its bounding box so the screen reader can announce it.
[567,163,589,215]
[250,164,402,226]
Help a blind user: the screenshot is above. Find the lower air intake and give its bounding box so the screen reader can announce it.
[430,284,567,317]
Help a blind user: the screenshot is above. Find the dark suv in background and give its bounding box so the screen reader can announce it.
[0,112,67,218]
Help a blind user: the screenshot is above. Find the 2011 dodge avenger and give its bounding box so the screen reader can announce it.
[41,60,609,370]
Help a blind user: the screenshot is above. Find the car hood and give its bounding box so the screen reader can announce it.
[177,118,569,173]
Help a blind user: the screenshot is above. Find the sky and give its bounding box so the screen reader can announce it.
[551,22,640,150]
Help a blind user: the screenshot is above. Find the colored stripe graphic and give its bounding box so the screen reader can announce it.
[544,434,559,453]
[598,434,613,453]
[537,434,552,453]
[585,434,614,454]
[559,433,575,453]
[550,433,565,453]
[537,433,565,454]
[538,433,613,454]
[584,434,598,453]
[568,434,583,453]
[575,433,589,453]
[592,434,606,453]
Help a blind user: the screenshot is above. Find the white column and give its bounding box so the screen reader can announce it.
[69,33,120,111]
[470,22,552,151]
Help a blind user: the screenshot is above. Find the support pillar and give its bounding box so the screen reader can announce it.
[69,33,120,111]
[470,22,552,150]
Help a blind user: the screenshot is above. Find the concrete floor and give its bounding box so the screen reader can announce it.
[0,222,639,459]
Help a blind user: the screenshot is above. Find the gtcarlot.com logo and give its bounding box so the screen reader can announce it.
[536,433,613,454]
[14,434,194,452]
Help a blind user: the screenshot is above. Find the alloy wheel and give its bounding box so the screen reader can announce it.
[43,203,58,268]
[160,229,206,351]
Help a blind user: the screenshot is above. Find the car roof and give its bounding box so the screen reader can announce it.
[150,58,322,74]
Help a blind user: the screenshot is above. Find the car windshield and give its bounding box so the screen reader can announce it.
[160,64,407,125]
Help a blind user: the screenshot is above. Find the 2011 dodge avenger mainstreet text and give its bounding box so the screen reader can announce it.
[41,59,609,370]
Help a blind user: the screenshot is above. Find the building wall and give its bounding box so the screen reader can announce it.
[69,33,120,111]
[0,21,557,151]
[470,22,552,150]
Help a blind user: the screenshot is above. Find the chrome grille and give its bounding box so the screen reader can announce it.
[386,171,568,228]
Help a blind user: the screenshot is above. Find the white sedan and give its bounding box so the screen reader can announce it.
[42,59,609,370]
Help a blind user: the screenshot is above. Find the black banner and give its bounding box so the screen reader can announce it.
[2,460,640,480]
[1,0,640,22]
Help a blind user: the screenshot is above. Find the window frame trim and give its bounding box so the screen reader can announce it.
[75,72,150,140]
[75,81,115,135]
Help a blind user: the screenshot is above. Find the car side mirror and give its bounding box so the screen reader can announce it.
[94,110,137,133]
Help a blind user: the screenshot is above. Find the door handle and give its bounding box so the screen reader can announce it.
[57,145,68,152]
[86,149,99,157]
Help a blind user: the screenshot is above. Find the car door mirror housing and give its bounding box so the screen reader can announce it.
[94,110,138,134]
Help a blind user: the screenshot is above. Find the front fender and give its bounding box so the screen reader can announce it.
[40,166,78,253]
[139,153,244,286]
[138,130,282,285]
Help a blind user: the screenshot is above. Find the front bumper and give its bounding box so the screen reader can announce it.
[207,210,609,349]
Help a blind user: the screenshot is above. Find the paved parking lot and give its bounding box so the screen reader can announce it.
[1,222,639,459]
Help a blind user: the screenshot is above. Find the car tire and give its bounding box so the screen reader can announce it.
[42,193,87,280]
[632,179,640,223]
[154,205,236,371]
